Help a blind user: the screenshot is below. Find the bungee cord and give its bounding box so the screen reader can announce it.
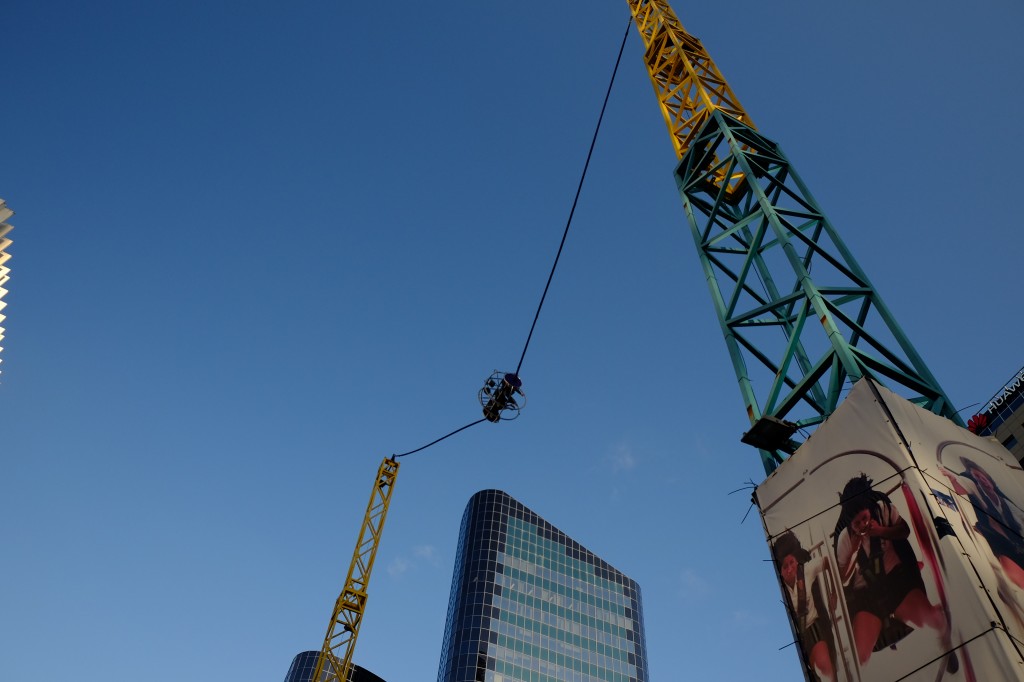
[515,17,633,377]
[394,419,487,459]
[393,16,634,460]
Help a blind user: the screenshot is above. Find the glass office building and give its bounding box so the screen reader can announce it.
[282,650,386,682]
[437,490,649,682]
[974,365,1024,462]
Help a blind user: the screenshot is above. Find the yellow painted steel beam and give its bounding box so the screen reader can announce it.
[625,0,753,159]
[312,457,400,682]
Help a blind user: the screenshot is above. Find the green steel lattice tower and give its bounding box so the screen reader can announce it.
[624,0,960,475]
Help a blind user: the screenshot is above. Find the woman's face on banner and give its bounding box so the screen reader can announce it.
[850,508,873,537]
[780,554,798,587]
[972,466,998,498]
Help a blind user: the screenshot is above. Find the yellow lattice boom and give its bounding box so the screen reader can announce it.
[626,0,753,160]
[312,457,400,682]
[626,0,756,199]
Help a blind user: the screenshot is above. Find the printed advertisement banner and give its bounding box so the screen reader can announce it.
[756,379,1024,681]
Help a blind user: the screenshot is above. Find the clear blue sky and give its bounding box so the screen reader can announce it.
[3,1,1023,680]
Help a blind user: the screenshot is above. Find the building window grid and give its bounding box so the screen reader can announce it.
[501,541,633,609]
[487,649,635,682]
[498,559,632,625]
[439,492,647,682]
[492,519,640,679]
[503,522,629,605]
[492,580,635,656]
[490,610,637,677]
[490,629,636,677]
[984,391,1024,432]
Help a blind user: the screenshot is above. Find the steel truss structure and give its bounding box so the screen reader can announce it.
[626,0,959,474]
[312,457,400,682]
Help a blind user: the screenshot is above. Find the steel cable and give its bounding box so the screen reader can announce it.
[516,16,633,376]
[394,17,633,459]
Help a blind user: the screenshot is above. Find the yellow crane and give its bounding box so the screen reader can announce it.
[308,374,522,681]
[310,457,399,682]
[626,0,752,158]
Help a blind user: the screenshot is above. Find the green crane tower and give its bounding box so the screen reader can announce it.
[625,0,961,475]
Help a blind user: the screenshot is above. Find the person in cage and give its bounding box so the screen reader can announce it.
[835,474,951,669]
[773,530,835,682]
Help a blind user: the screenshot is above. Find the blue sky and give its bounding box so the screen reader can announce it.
[3,1,1023,680]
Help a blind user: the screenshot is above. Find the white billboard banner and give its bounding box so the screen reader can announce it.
[756,379,1024,681]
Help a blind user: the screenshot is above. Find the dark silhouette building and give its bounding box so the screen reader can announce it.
[437,490,649,682]
[283,650,386,682]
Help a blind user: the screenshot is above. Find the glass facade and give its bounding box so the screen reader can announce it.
[437,490,649,682]
[980,368,1024,433]
[977,366,1024,463]
[283,650,386,682]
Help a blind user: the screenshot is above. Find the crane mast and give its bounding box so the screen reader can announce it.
[625,0,959,474]
[311,457,399,682]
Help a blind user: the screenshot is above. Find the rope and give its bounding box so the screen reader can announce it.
[516,17,633,376]
[396,17,633,459]
[394,419,487,459]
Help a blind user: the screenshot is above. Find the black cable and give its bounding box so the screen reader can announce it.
[515,17,633,376]
[396,18,633,460]
[953,402,981,416]
[394,418,487,459]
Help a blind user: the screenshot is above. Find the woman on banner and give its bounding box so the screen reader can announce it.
[943,457,1024,590]
[773,531,835,682]
[835,474,952,669]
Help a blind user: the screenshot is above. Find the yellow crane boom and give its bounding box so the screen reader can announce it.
[311,457,400,682]
[626,0,753,160]
[626,0,755,197]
